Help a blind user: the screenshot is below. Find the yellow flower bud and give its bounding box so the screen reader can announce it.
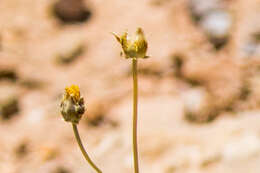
[60,85,85,124]
[112,27,149,59]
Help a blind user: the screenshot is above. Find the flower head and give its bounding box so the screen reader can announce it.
[65,85,80,102]
[112,27,149,59]
[60,85,85,124]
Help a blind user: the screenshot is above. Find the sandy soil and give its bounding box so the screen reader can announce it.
[0,0,260,172]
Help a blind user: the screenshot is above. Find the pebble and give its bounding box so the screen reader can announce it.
[201,9,231,38]
[182,87,216,123]
[53,0,92,24]
[242,32,260,57]
[200,9,232,49]
[0,84,19,120]
[0,69,18,82]
[190,0,220,20]
[55,44,84,65]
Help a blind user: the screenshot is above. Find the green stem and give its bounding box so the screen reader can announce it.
[132,58,139,173]
[72,123,102,173]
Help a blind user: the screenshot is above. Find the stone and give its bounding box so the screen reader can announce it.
[0,84,19,120]
[200,9,232,49]
[182,87,216,123]
[53,0,92,24]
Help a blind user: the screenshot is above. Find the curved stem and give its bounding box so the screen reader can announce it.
[132,58,139,173]
[72,123,102,173]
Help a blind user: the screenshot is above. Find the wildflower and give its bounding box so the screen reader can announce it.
[59,85,102,173]
[60,85,85,124]
[112,27,149,59]
[112,27,149,173]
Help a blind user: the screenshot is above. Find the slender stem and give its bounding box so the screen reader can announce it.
[72,123,102,173]
[132,58,139,173]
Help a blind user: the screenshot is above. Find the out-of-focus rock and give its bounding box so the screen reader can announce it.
[189,0,232,49]
[171,54,202,86]
[0,98,19,120]
[0,69,18,82]
[242,41,260,57]
[55,44,84,65]
[183,57,243,113]
[200,9,232,49]
[182,87,216,123]
[242,31,260,57]
[53,0,92,24]
[0,84,19,120]
[222,133,260,161]
[190,0,220,21]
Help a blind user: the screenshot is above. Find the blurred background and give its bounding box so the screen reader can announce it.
[0,0,260,172]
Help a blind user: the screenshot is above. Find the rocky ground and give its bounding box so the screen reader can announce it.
[0,0,260,172]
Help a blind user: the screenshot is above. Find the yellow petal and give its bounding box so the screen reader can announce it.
[65,85,80,102]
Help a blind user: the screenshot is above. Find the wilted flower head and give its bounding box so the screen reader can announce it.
[112,27,148,59]
[60,85,85,124]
